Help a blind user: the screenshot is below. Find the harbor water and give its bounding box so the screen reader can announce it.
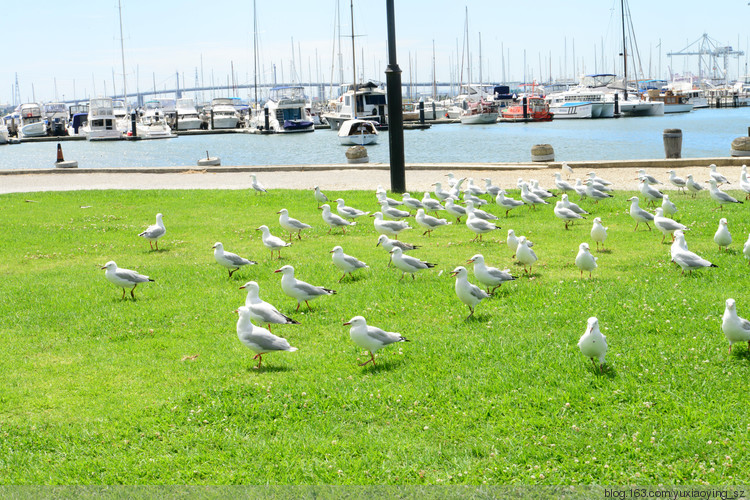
[1,108,749,170]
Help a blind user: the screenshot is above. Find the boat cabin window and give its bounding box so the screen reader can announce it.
[365,95,386,106]
[282,108,302,121]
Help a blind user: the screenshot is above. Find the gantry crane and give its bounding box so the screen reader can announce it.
[667,33,744,84]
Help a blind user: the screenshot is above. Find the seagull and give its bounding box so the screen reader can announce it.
[744,233,750,264]
[654,208,688,243]
[520,182,549,210]
[670,231,717,275]
[379,201,411,220]
[483,178,501,197]
[686,175,705,197]
[313,185,329,208]
[330,245,369,282]
[562,162,574,178]
[495,190,525,217]
[667,169,687,193]
[585,179,614,203]
[277,208,312,242]
[371,211,411,239]
[575,242,598,278]
[708,179,743,210]
[639,178,664,207]
[661,194,677,217]
[573,179,588,199]
[462,190,487,207]
[376,234,419,267]
[236,306,297,369]
[637,169,661,185]
[421,192,445,214]
[466,178,487,197]
[626,196,654,231]
[588,171,613,186]
[335,198,370,220]
[213,242,257,277]
[415,208,450,236]
[560,193,588,215]
[467,254,517,293]
[516,236,537,273]
[256,225,290,259]
[275,265,336,311]
[401,192,424,212]
[590,217,608,251]
[553,172,575,193]
[444,198,468,222]
[344,316,409,367]
[714,218,732,251]
[432,182,451,201]
[722,299,750,354]
[578,317,607,372]
[709,164,730,185]
[466,211,500,242]
[740,169,750,199]
[506,229,520,257]
[376,190,404,207]
[239,281,299,331]
[138,213,166,250]
[450,266,491,320]
[530,179,556,199]
[320,204,356,234]
[554,200,585,229]
[250,174,267,194]
[465,200,498,221]
[390,247,435,280]
[101,261,154,300]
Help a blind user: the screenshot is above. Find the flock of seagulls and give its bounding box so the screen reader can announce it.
[100,162,750,370]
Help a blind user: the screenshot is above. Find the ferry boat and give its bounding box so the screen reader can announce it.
[500,96,553,122]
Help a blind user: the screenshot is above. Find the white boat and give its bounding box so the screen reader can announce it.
[112,99,131,134]
[338,119,378,145]
[618,97,664,116]
[0,122,9,144]
[644,90,693,113]
[85,98,122,141]
[15,103,48,138]
[459,99,498,124]
[258,86,315,133]
[548,101,594,119]
[546,85,614,118]
[135,100,175,139]
[669,79,709,109]
[207,97,240,129]
[322,81,388,131]
[174,98,203,130]
[43,102,69,136]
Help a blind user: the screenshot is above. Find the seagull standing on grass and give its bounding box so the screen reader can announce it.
[585,179,614,202]
[401,192,425,213]
[554,172,575,193]
[101,261,154,300]
[344,316,409,367]
[321,204,356,234]
[561,193,588,215]
[239,281,299,331]
[722,299,750,354]
[466,211,500,242]
[390,247,435,280]
[708,179,743,210]
[421,192,445,215]
[277,208,312,242]
[335,198,370,221]
[467,254,517,293]
[376,234,419,267]
[739,168,750,199]
[330,245,369,282]
[445,198,467,222]
[590,218,608,251]
[627,196,654,231]
[637,169,661,185]
[450,266,491,320]
[670,231,717,275]
[686,175,705,197]
[256,225,290,259]
[236,306,297,369]
[714,218,732,251]
[376,190,404,207]
[654,208,688,243]
[250,174,267,194]
[578,317,607,372]
[313,186,329,208]
[371,212,411,239]
[520,182,549,209]
[275,265,336,311]
[379,201,411,220]
[744,233,750,264]
[709,164,730,185]
[415,208,450,236]
[432,182,451,202]
[213,242,257,277]
[662,194,678,217]
[667,170,687,193]
[495,190,525,217]
[516,236,538,274]
[639,178,663,207]
[575,242,598,278]
[554,200,585,229]
[138,213,165,250]
[465,200,498,221]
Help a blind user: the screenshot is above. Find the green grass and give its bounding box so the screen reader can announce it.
[1,186,749,485]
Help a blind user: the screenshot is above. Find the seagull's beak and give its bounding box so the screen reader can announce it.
[239,285,246,289]
[274,269,282,273]
[375,241,381,247]
[450,271,458,277]
[329,250,335,253]
[276,211,282,214]
[466,259,474,264]
[343,321,351,326]
[212,244,217,249]
[233,309,239,314]
[100,265,106,270]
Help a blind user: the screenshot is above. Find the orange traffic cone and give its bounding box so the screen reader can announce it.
[56,143,64,163]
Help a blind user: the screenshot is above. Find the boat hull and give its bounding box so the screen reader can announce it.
[460,112,498,125]
[18,121,47,138]
[663,103,694,114]
[549,102,593,119]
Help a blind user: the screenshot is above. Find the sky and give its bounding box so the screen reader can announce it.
[2,0,750,105]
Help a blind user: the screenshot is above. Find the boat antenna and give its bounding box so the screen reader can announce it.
[253,0,258,113]
[118,0,127,105]
[350,0,357,119]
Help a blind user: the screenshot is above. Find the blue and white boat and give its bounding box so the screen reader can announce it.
[256,86,314,133]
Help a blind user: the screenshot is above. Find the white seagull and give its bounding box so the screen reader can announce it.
[495,190,525,217]
[562,162,574,178]
[686,174,705,197]
[376,190,404,207]
[321,204,357,234]
[520,182,549,210]
[575,242,598,278]
[313,185,329,208]
[445,198,468,222]
[667,169,687,193]
[585,179,614,202]
[554,200,585,229]
[401,192,425,212]
[250,174,267,194]
[590,217,608,251]
[371,211,411,239]
[376,234,419,267]
[723,299,750,354]
[740,169,750,199]
[335,198,370,220]
[344,316,409,367]
[744,233,750,264]
[561,193,588,215]
[101,261,154,300]
[236,306,297,369]
[256,225,290,259]
[213,242,257,277]
[661,194,677,216]
[709,164,730,185]
[553,172,575,193]
[670,231,717,275]
[639,178,664,207]
[277,208,312,242]
[588,171,613,186]
[516,236,538,274]
[450,266,491,320]
[654,208,688,243]
[390,247,436,280]
[415,208,450,236]
[714,218,732,251]
[578,317,607,372]
[483,178,501,197]
[708,179,743,210]
[432,182,451,201]
[379,201,411,220]
[275,264,336,311]
[239,281,299,331]
[421,192,445,214]
[138,213,166,250]
[467,253,517,293]
[637,169,661,185]
[626,196,654,231]
[465,200,498,221]
[466,211,500,242]
[330,245,369,282]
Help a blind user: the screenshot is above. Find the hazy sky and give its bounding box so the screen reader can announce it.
[3,0,749,104]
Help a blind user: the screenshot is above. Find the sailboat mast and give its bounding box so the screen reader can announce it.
[253,0,258,111]
[118,0,127,103]
[350,0,357,118]
[621,0,628,100]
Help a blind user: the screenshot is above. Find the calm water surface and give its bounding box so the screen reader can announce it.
[1,108,748,170]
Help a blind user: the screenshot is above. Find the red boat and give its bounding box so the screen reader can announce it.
[501,96,553,122]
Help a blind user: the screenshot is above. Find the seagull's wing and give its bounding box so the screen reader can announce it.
[115,268,151,283]
[225,251,253,266]
[366,325,404,345]
[342,254,367,269]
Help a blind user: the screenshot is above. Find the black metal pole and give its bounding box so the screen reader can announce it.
[385,0,405,193]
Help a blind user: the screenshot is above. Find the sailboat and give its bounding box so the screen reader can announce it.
[336,0,379,145]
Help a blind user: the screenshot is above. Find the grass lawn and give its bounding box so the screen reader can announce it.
[0,185,749,485]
